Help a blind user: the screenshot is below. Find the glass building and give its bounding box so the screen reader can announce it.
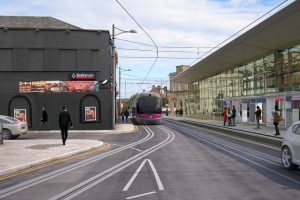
[172,1,300,127]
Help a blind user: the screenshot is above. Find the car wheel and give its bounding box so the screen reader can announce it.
[11,135,20,139]
[281,146,299,170]
[2,129,12,140]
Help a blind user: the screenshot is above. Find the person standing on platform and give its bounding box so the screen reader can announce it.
[228,108,232,126]
[254,106,262,128]
[223,107,228,126]
[231,105,236,126]
[58,106,73,145]
[38,106,50,131]
[273,105,282,136]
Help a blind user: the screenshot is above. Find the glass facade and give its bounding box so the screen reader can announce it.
[186,43,300,125]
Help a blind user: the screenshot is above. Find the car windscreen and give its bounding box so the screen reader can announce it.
[136,96,162,114]
[4,116,19,123]
[0,118,10,124]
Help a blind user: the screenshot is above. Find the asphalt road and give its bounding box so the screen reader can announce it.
[1,119,300,200]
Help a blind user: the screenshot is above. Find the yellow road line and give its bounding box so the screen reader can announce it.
[0,143,110,181]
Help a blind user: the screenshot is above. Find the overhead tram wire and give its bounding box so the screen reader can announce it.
[116,47,212,54]
[119,56,202,59]
[115,38,217,50]
[116,0,159,91]
[189,0,290,66]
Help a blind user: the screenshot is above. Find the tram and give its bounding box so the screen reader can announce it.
[132,92,162,125]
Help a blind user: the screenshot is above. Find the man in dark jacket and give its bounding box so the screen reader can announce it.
[58,106,73,145]
[254,106,262,128]
[39,106,50,131]
[231,105,236,126]
[124,110,130,122]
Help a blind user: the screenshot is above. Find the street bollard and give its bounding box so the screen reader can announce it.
[0,123,3,144]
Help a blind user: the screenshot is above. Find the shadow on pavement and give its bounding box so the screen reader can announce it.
[26,144,62,149]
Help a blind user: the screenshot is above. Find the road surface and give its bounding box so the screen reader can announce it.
[1,119,300,200]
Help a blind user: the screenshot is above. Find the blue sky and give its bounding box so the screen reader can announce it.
[0,0,294,98]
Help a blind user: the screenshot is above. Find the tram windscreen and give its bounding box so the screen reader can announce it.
[136,96,162,114]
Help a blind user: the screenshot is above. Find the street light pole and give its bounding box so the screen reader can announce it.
[112,24,116,129]
[119,65,121,116]
[112,24,136,123]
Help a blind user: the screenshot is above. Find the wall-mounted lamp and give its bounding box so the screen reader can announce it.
[3,27,8,31]
[101,79,108,85]
[35,29,39,32]
[66,29,70,33]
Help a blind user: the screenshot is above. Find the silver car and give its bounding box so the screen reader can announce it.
[281,121,300,170]
[0,115,28,139]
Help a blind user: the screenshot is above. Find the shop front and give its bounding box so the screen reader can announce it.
[0,27,113,130]
[4,71,112,130]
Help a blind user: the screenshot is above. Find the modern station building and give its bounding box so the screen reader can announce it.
[0,16,114,130]
[172,1,300,128]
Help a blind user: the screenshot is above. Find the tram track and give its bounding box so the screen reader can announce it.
[164,120,300,186]
[0,126,154,199]
[165,121,280,164]
[48,125,175,200]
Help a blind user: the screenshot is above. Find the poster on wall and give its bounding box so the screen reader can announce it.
[14,109,27,122]
[85,107,96,121]
[19,81,98,93]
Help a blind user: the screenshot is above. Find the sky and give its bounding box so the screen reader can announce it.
[0,0,294,98]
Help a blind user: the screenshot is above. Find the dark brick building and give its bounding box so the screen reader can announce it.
[0,16,113,130]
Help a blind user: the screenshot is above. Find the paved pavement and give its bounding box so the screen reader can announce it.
[0,123,134,177]
[165,115,287,138]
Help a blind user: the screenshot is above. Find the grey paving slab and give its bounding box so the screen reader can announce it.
[0,124,135,177]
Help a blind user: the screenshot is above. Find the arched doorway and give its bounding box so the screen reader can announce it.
[8,94,32,128]
[80,93,101,123]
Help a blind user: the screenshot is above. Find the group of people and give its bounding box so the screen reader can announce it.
[175,108,183,116]
[223,106,237,126]
[38,106,73,145]
[121,110,130,122]
[254,105,281,135]
[224,105,282,136]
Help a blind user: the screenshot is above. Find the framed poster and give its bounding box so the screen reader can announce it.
[14,109,27,122]
[85,107,96,121]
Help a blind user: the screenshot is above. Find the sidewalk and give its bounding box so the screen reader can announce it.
[166,115,286,138]
[165,115,285,148]
[0,123,135,178]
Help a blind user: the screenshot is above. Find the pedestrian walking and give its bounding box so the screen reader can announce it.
[38,106,50,131]
[58,106,73,145]
[179,108,183,116]
[231,105,236,126]
[254,106,262,128]
[223,107,228,126]
[121,111,125,122]
[124,110,129,122]
[273,105,282,136]
[228,108,232,126]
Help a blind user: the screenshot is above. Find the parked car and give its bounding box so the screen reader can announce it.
[281,121,300,170]
[0,115,28,139]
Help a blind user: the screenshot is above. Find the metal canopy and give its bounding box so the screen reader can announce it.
[173,1,300,83]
